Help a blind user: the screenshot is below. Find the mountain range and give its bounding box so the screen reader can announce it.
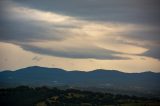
[0,66,160,97]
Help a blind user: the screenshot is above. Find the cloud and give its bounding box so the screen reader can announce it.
[32,56,42,61]
[0,0,160,60]
[108,26,160,48]
[143,47,160,60]
[14,40,129,60]
[0,2,77,42]
[9,0,160,26]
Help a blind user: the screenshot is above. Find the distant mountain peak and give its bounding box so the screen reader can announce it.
[92,69,124,73]
[1,66,159,74]
[15,66,66,72]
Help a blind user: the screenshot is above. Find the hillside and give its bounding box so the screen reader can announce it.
[0,66,160,97]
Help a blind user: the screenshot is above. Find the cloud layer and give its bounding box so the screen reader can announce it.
[0,0,160,60]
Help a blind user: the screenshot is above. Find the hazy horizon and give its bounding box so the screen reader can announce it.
[0,65,160,74]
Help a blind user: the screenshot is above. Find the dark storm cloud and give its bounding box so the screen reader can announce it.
[0,19,68,42]
[143,47,160,60]
[10,0,160,26]
[0,0,160,41]
[0,0,76,42]
[120,28,160,46]
[0,8,72,42]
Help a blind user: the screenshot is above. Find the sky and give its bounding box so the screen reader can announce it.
[0,0,160,72]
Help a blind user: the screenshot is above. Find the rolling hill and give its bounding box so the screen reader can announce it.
[0,66,160,97]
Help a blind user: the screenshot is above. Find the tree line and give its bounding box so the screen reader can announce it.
[0,86,159,106]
